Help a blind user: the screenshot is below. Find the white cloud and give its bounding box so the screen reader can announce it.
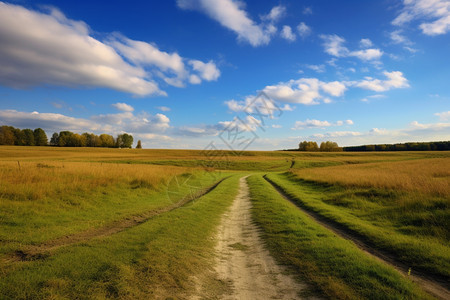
[0,2,220,96]
[320,34,349,57]
[0,109,101,133]
[354,71,409,92]
[303,7,313,15]
[189,74,202,84]
[311,131,362,138]
[177,0,275,46]
[293,119,331,129]
[0,2,164,96]
[112,102,134,112]
[359,38,373,48]
[225,95,293,114]
[393,0,450,35]
[390,30,412,45]
[134,133,174,141]
[434,111,450,120]
[320,81,347,97]
[320,34,383,61]
[350,49,383,61]
[110,35,185,76]
[306,64,325,73]
[262,5,286,22]
[189,60,221,81]
[292,119,353,130]
[297,22,312,38]
[272,124,282,128]
[281,25,296,41]
[0,108,174,145]
[157,106,171,112]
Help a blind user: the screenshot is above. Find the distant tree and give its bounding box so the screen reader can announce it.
[99,134,115,148]
[23,129,35,146]
[58,131,74,147]
[320,141,341,152]
[117,133,133,148]
[33,128,47,146]
[136,140,142,149]
[82,133,101,147]
[50,132,59,146]
[299,140,319,151]
[12,128,25,145]
[0,126,15,145]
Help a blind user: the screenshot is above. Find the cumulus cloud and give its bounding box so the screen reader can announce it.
[263,78,349,105]
[157,106,171,112]
[303,7,313,15]
[0,2,219,96]
[262,5,286,22]
[393,0,450,35]
[112,102,134,112]
[435,111,450,120]
[189,60,221,81]
[177,0,276,46]
[306,64,325,73]
[225,95,293,115]
[350,49,383,61]
[354,71,409,92]
[320,34,383,61]
[359,38,373,48]
[0,109,171,140]
[390,30,412,44]
[292,119,353,130]
[297,22,312,38]
[281,25,296,41]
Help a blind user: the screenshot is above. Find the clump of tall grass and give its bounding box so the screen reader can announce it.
[291,158,449,197]
[0,161,192,201]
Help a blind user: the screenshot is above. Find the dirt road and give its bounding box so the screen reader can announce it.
[208,176,306,299]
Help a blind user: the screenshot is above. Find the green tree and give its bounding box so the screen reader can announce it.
[50,132,59,146]
[0,126,15,145]
[23,129,35,146]
[99,134,115,147]
[136,140,142,149]
[13,128,25,145]
[58,131,74,147]
[33,128,48,146]
[299,140,319,151]
[117,133,133,148]
[320,141,341,152]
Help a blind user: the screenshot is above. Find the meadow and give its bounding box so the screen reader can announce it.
[0,146,448,299]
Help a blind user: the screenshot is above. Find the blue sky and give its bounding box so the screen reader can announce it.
[0,0,449,149]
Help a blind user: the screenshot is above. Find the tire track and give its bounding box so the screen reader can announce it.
[263,175,450,300]
[4,177,229,263]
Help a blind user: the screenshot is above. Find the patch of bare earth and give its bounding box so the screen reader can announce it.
[194,176,312,299]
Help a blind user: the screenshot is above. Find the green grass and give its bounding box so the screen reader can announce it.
[0,171,227,256]
[247,175,431,299]
[0,175,241,299]
[265,172,450,280]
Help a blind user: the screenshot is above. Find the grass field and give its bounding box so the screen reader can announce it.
[0,146,448,299]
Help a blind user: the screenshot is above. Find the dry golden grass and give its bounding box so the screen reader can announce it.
[291,158,450,197]
[0,160,192,201]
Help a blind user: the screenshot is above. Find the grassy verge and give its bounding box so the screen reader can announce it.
[0,166,226,256]
[265,172,450,280]
[0,175,241,299]
[247,175,431,299]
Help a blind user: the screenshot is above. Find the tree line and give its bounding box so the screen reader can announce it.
[295,140,450,152]
[0,125,141,148]
[298,141,342,152]
[343,141,450,151]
